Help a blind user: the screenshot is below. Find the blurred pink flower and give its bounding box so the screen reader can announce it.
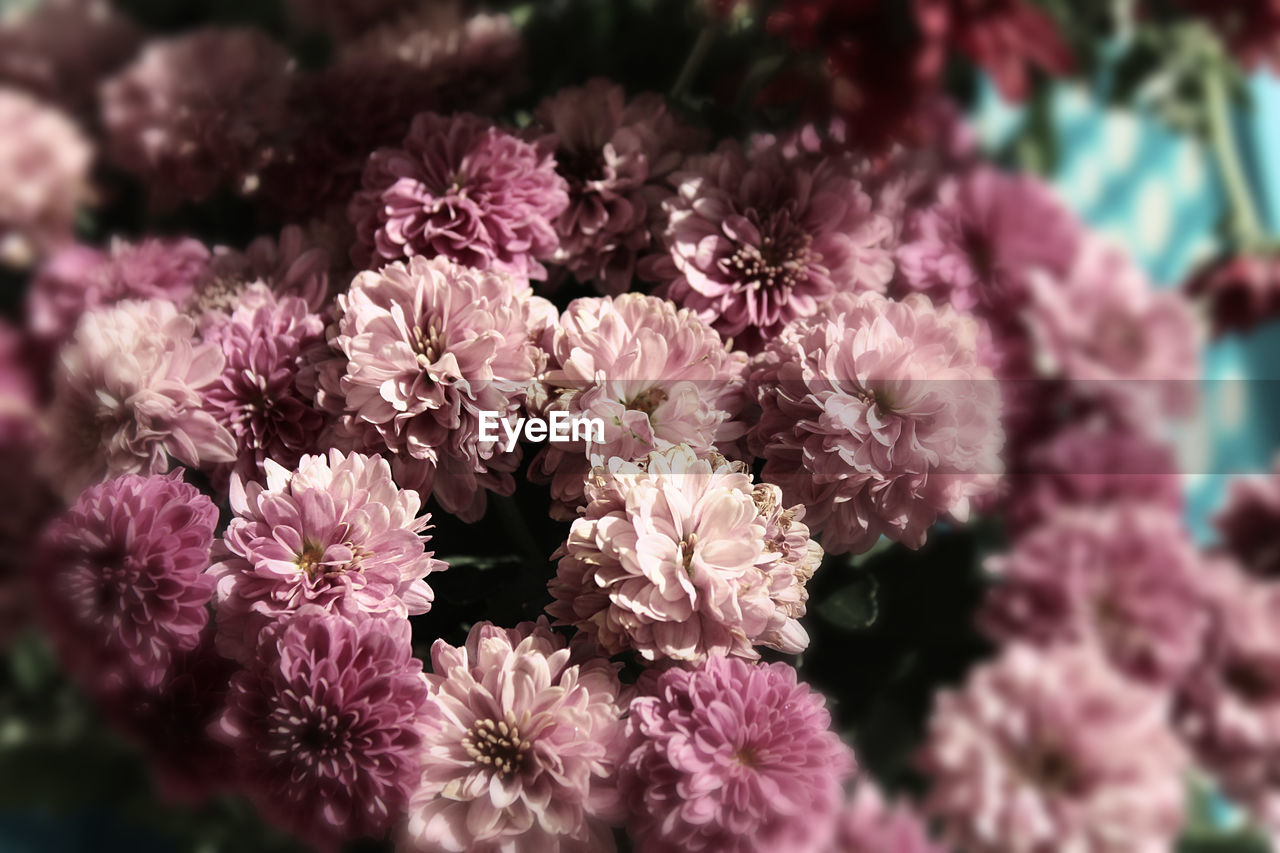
[831,784,943,853]
[405,618,628,853]
[550,445,820,662]
[100,28,294,203]
[1215,456,1280,578]
[982,503,1209,686]
[620,655,853,853]
[750,291,1002,554]
[0,87,91,266]
[210,449,444,660]
[45,298,236,497]
[537,78,703,293]
[193,224,334,317]
[217,607,428,849]
[531,293,747,517]
[1184,252,1280,338]
[324,256,551,520]
[919,643,1188,853]
[34,471,218,694]
[645,138,894,351]
[348,112,568,277]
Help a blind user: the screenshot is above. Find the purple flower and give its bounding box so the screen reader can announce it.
[405,618,628,852]
[919,643,1188,852]
[34,471,218,694]
[216,607,428,848]
[210,449,444,661]
[348,112,568,277]
[831,784,943,853]
[749,291,1002,555]
[646,138,894,352]
[620,655,854,853]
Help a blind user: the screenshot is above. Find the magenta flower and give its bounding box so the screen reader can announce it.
[216,607,428,848]
[210,448,444,660]
[348,111,568,277]
[645,138,894,351]
[750,291,1003,555]
[405,618,628,853]
[45,299,236,498]
[100,28,294,203]
[324,256,551,520]
[536,78,703,293]
[531,293,747,517]
[919,643,1188,853]
[34,471,218,694]
[550,445,819,662]
[0,86,91,266]
[1215,456,1280,577]
[832,784,943,853]
[981,503,1209,687]
[620,655,854,853]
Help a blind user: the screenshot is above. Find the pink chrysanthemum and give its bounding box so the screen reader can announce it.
[29,236,212,344]
[404,618,628,853]
[831,784,943,853]
[750,291,1002,555]
[1215,456,1280,578]
[202,285,329,484]
[193,224,334,317]
[550,445,820,662]
[0,86,91,266]
[531,293,747,517]
[216,607,428,849]
[45,298,236,498]
[348,112,568,277]
[981,504,1208,687]
[34,471,218,694]
[536,78,702,294]
[100,28,294,203]
[919,643,1188,853]
[620,655,854,853]
[645,138,894,352]
[210,449,444,660]
[323,256,550,520]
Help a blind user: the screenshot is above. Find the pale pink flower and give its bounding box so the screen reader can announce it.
[620,655,854,853]
[531,293,747,518]
[209,449,443,660]
[405,618,628,853]
[45,298,236,498]
[549,445,819,663]
[324,256,550,520]
[0,87,91,266]
[750,291,1002,554]
[919,643,1188,853]
[646,138,894,351]
[217,607,428,849]
[982,503,1209,686]
[348,112,568,277]
[830,784,943,853]
[536,79,703,293]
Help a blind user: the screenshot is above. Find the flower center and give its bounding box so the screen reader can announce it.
[191,275,248,315]
[295,542,327,580]
[462,717,531,777]
[624,387,668,415]
[727,223,813,293]
[559,145,607,190]
[679,533,698,572]
[734,744,760,768]
[412,317,444,368]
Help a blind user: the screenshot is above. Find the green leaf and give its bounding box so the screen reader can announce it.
[816,572,879,630]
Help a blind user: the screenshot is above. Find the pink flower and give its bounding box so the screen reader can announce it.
[1215,456,1280,578]
[100,28,294,203]
[749,291,1002,555]
[830,784,943,853]
[29,236,212,344]
[0,87,91,266]
[324,256,551,520]
[201,286,329,484]
[531,293,747,517]
[536,79,703,293]
[210,449,444,661]
[981,503,1209,687]
[645,139,894,352]
[1184,252,1280,338]
[919,643,1188,853]
[620,656,854,853]
[405,618,628,853]
[348,112,568,277]
[45,299,236,498]
[33,471,218,694]
[193,224,334,317]
[216,607,428,849]
[549,445,820,662]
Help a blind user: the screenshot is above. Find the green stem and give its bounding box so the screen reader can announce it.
[1204,65,1266,247]
[491,494,546,566]
[670,25,717,100]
